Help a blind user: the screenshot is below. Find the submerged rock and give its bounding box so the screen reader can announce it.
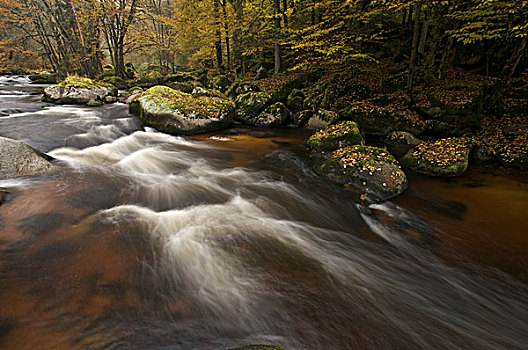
[129,85,234,135]
[402,138,470,176]
[0,188,6,205]
[0,136,56,179]
[43,76,116,105]
[307,121,363,152]
[315,145,408,200]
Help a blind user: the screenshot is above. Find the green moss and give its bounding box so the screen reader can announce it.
[307,121,363,151]
[56,76,114,89]
[140,85,234,119]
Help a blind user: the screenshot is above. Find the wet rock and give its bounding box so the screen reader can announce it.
[306,109,339,129]
[104,95,117,103]
[43,76,117,105]
[235,92,272,121]
[314,145,408,200]
[0,136,56,179]
[495,144,528,170]
[245,102,291,127]
[307,121,364,152]
[87,98,103,107]
[129,85,234,135]
[17,213,64,236]
[402,138,470,177]
[342,101,425,137]
[0,189,6,205]
[384,131,422,158]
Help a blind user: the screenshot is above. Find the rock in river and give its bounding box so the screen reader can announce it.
[43,76,116,105]
[402,137,470,176]
[0,136,56,180]
[129,85,234,135]
[314,145,408,200]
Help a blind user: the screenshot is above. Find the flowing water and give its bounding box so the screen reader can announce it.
[0,76,527,350]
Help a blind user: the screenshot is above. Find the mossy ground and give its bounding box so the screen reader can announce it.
[139,85,233,119]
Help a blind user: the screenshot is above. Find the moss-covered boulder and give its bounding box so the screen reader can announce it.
[129,86,234,135]
[495,144,528,170]
[307,121,363,152]
[342,101,425,136]
[306,109,339,129]
[211,74,232,92]
[315,145,408,200]
[235,92,272,121]
[244,102,291,127]
[0,136,57,180]
[384,131,422,158]
[43,76,117,105]
[28,72,59,84]
[402,138,470,177]
[287,88,305,110]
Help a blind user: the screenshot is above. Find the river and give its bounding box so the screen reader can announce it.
[0,75,527,349]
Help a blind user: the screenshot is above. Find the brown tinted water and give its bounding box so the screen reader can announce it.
[0,76,527,349]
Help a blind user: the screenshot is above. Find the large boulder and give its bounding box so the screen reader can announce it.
[307,121,363,152]
[244,102,291,127]
[315,145,408,200]
[402,138,470,177]
[235,92,272,122]
[43,76,116,105]
[129,85,234,135]
[0,136,56,180]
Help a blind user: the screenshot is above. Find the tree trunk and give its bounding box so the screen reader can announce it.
[221,0,231,69]
[418,0,431,55]
[282,0,288,27]
[437,36,453,79]
[407,5,414,28]
[407,1,422,97]
[213,0,223,70]
[273,0,281,74]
